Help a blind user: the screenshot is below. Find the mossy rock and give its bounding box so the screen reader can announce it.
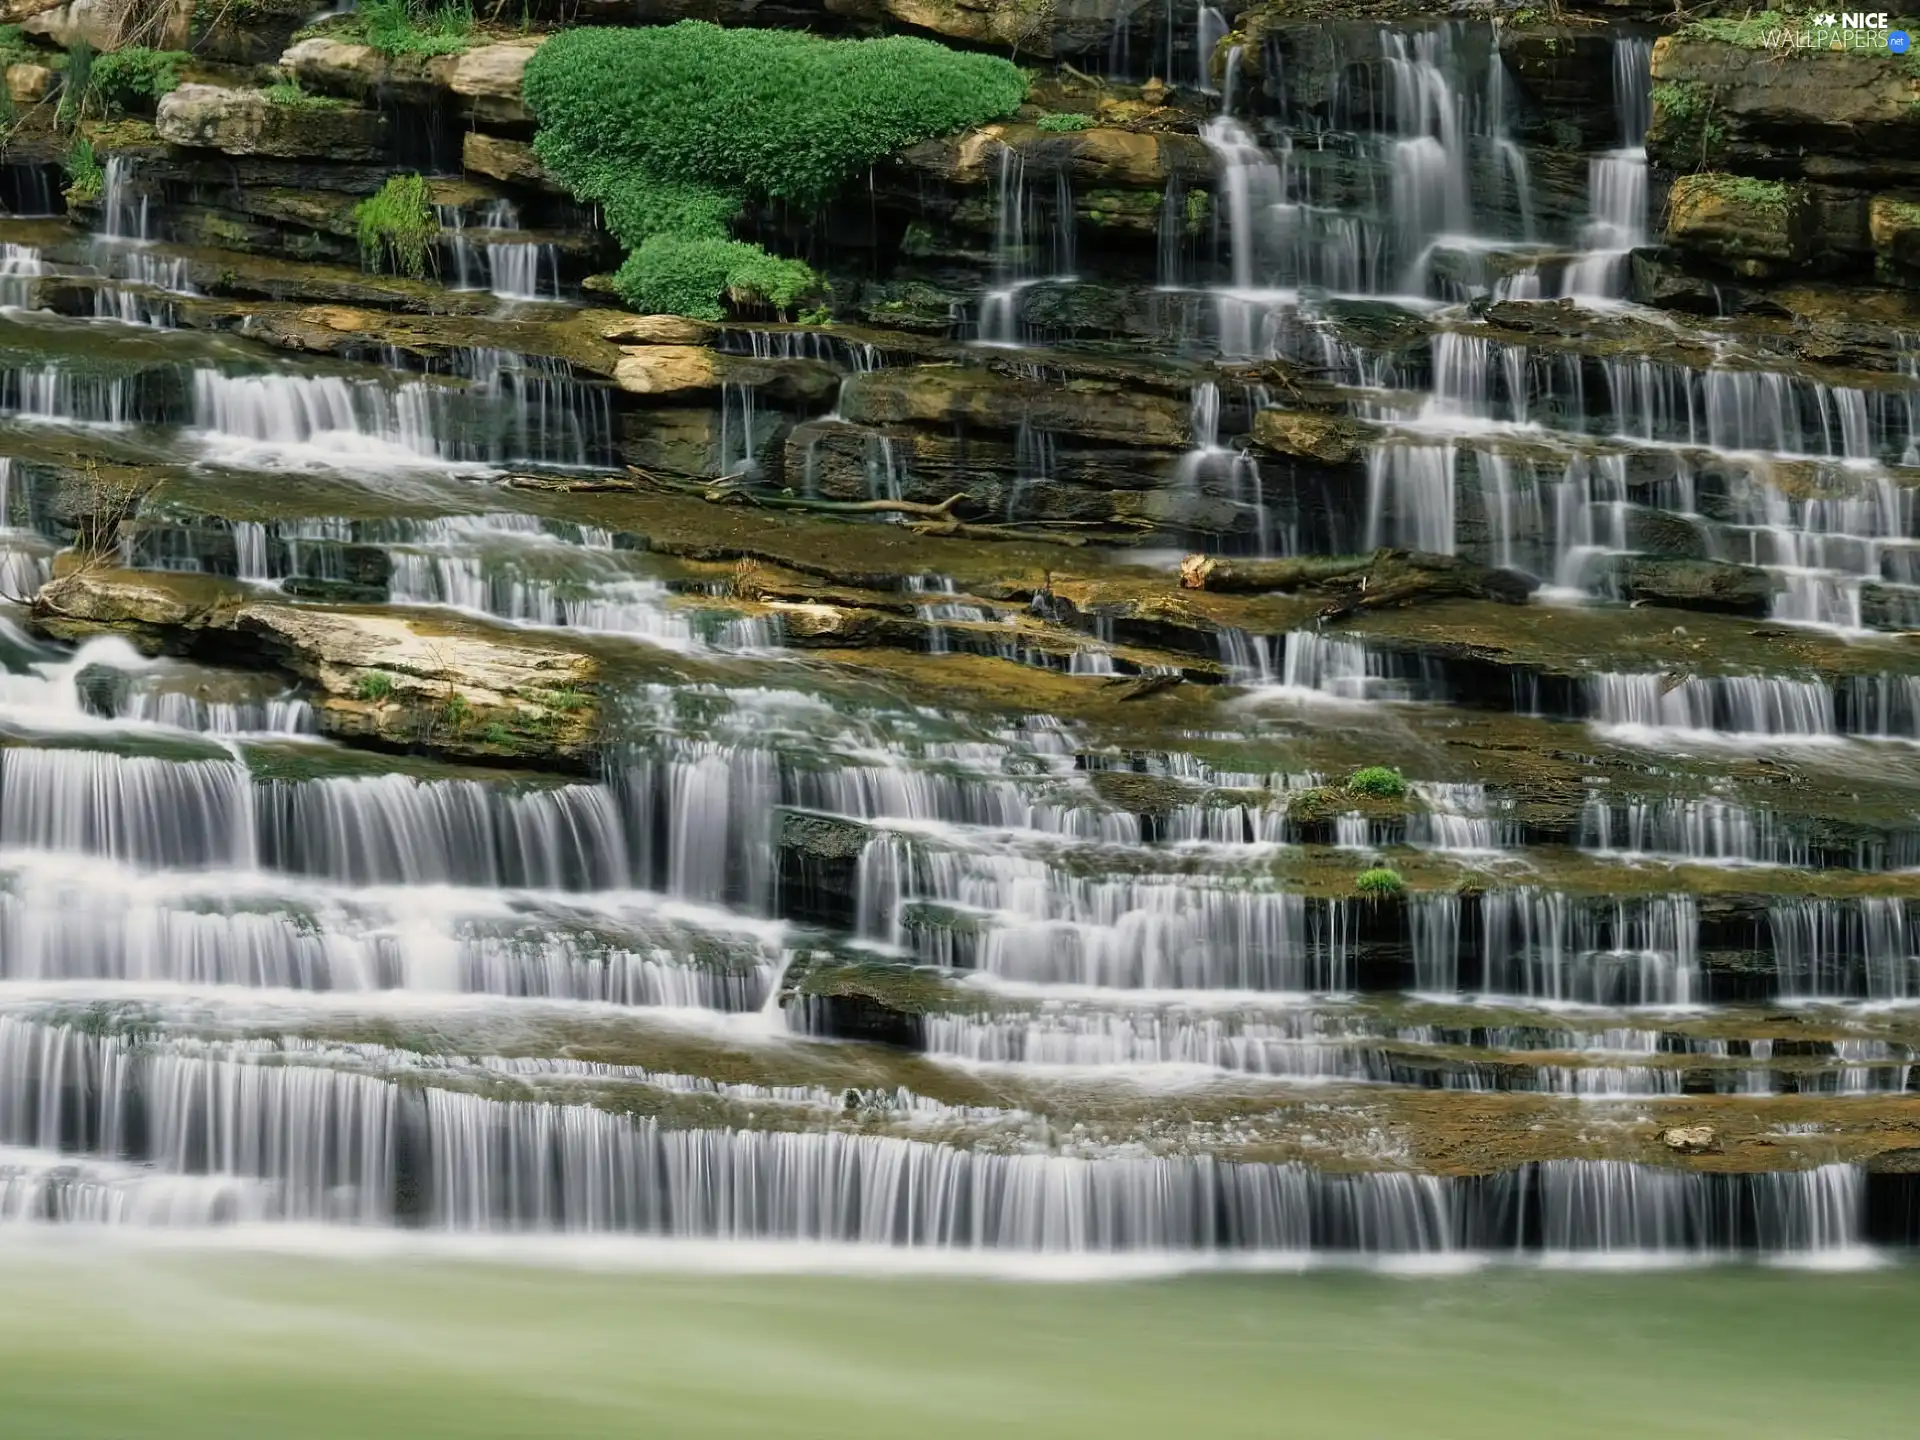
[1665,172,1813,278]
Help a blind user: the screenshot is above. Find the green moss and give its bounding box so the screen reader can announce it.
[353,174,439,279]
[1693,172,1792,215]
[0,24,42,69]
[355,670,395,701]
[1034,111,1096,131]
[88,47,189,115]
[1354,866,1404,896]
[522,22,1026,319]
[61,135,102,206]
[1346,766,1407,799]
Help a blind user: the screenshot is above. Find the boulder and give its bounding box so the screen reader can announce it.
[899,123,1211,193]
[613,345,722,396]
[1661,1124,1717,1154]
[1606,557,1779,616]
[1664,172,1813,278]
[277,36,456,107]
[156,84,389,162]
[450,42,543,127]
[5,61,51,104]
[462,132,561,192]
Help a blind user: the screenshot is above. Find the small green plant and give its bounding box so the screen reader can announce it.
[61,135,103,205]
[360,0,473,57]
[1345,766,1407,799]
[481,721,514,745]
[263,76,342,108]
[0,24,39,69]
[1034,111,1097,131]
[88,46,189,115]
[353,173,438,278]
[440,692,472,729]
[540,686,591,714]
[1354,867,1405,896]
[354,671,395,701]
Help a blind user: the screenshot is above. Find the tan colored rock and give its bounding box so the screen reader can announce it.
[1665,173,1812,278]
[613,345,722,396]
[462,132,561,192]
[590,312,716,346]
[5,61,52,104]
[450,41,541,126]
[21,0,120,49]
[914,124,1210,191]
[839,366,1189,448]
[156,83,388,161]
[1661,1125,1717,1154]
[278,35,454,105]
[1251,410,1371,466]
[1870,195,1920,283]
[33,567,603,768]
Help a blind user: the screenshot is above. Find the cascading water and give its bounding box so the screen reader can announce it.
[1562,36,1652,299]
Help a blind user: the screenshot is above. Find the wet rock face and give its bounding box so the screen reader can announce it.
[1648,35,1920,186]
[1664,173,1814,278]
[156,85,391,162]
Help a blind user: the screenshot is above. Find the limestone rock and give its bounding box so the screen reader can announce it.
[613,345,721,396]
[838,366,1188,448]
[450,42,542,127]
[277,36,456,107]
[156,84,388,162]
[1665,173,1812,278]
[1661,1125,1717,1154]
[904,124,1212,192]
[1870,196,1920,285]
[32,567,602,770]
[462,132,561,192]
[5,62,52,104]
[1251,410,1371,466]
[591,312,716,346]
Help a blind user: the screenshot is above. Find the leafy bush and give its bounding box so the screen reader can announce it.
[1345,766,1407,799]
[360,0,472,57]
[1035,112,1097,131]
[354,671,395,701]
[353,174,438,278]
[1354,867,1405,896]
[523,22,1026,319]
[62,135,102,205]
[89,46,189,114]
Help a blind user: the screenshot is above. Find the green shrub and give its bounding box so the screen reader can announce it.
[353,173,438,278]
[1035,112,1097,131]
[89,46,189,114]
[523,22,1026,319]
[360,0,472,57]
[1345,766,1407,799]
[61,135,102,205]
[1354,867,1405,896]
[354,671,395,701]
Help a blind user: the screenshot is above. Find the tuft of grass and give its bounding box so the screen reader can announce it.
[353,173,438,279]
[1354,867,1405,896]
[61,135,103,206]
[354,671,395,701]
[1034,111,1097,131]
[263,76,346,109]
[1345,766,1407,799]
[359,0,473,57]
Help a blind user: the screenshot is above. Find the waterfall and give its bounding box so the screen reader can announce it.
[1563,37,1653,299]
[1770,898,1920,999]
[0,244,43,309]
[977,143,1075,346]
[189,352,614,470]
